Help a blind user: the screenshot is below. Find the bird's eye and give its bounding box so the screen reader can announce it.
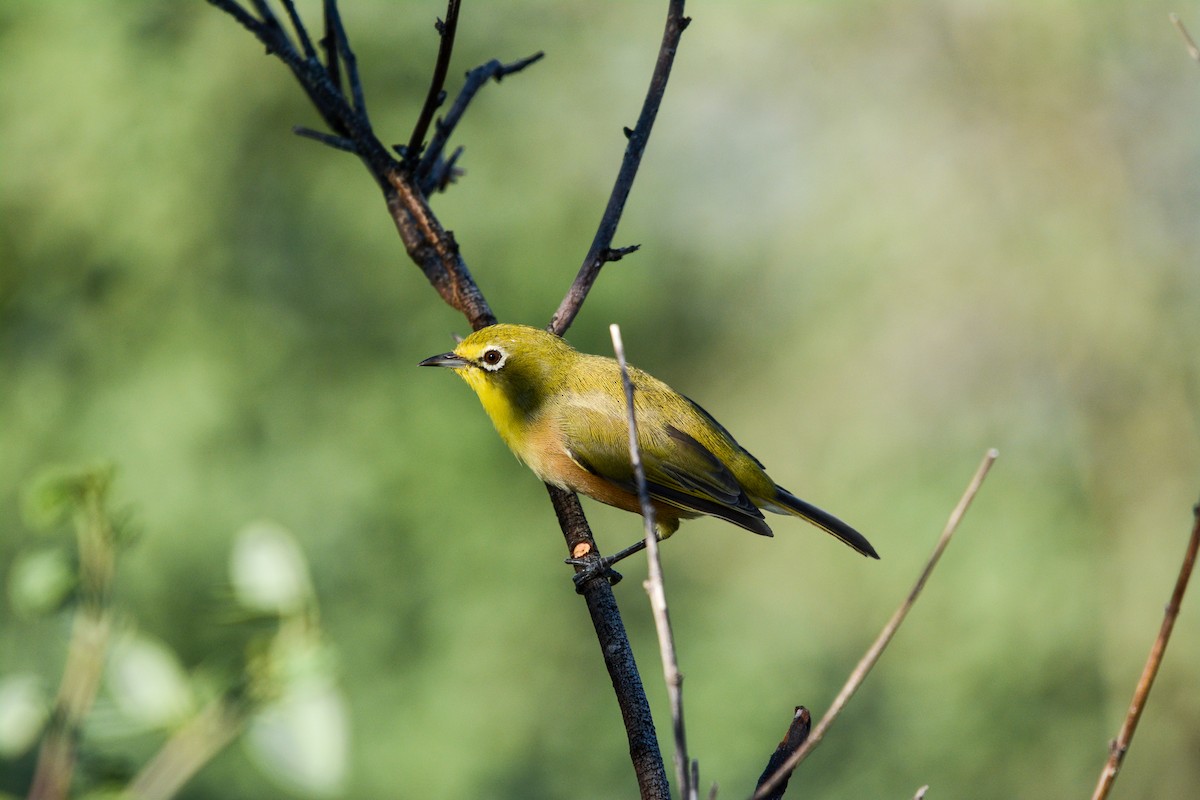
[482,348,503,366]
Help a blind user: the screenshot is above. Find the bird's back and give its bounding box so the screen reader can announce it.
[544,353,779,505]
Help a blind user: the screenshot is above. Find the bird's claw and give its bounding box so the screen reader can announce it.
[565,555,623,590]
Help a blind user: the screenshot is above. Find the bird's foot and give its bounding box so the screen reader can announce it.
[564,534,665,591]
[565,555,623,590]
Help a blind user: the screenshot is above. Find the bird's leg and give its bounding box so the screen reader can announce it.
[604,535,655,566]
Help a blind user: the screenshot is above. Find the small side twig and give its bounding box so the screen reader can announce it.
[293,125,356,153]
[753,449,999,800]
[322,0,368,123]
[278,0,317,59]
[754,707,811,800]
[404,0,462,170]
[1170,13,1200,63]
[415,51,545,194]
[611,323,694,800]
[1089,499,1200,800]
[549,0,690,336]
[319,0,342,93]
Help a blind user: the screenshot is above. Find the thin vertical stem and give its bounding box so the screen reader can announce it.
[611,324,694,799]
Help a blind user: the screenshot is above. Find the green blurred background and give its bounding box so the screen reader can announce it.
[2,1,1199,797]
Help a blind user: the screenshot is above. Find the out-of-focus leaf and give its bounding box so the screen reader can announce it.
[106,632,194,729]
[8,546,76,617]
[230,521,313,615]
[0,674,47,756]
[245,677,349,797]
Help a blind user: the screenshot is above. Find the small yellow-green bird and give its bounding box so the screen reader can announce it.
[420,323,878,560]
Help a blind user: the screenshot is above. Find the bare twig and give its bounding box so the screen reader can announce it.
[322,0,368,123]
[319,1,342,93]
[404,0,462,170]
[753,449,999,799]
[1090,500,1200,800]
[611,324,694,800]
[293,125,356,153]
[549,0,690,336]
[1170,13,1200,63]
[415,51,545,195]
[424,145,465,194]
[279,0,317,60]
[754,707,811,800]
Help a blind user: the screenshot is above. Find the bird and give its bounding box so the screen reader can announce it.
[419,323,878,561]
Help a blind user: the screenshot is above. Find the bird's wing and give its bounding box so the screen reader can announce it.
[681,394,765,470]
[559,404,771,536]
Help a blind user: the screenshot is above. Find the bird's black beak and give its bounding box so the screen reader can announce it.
[418,352,469,369]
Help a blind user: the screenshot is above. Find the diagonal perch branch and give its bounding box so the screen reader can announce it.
[549,0,690,337]
[213,4,691,797]
[753,448,999,800]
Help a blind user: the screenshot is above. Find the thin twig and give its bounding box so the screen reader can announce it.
[320,1,342,93]
[549,0,690,336]
[416,51,545,193]
[423,145,465,194]
[405,0,461,169]
[1090,499,1200,800]
[293,125,357,153]
[322,0,367,121]
[611,324,694,800]
[753,449,999,799]
[754,707,810,800]
[279,0,317,59]
[1170,13,1200,63]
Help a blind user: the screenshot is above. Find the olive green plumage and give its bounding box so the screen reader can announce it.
[420,323,878,559]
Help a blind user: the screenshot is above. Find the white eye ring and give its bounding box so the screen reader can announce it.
[479,346,508,372]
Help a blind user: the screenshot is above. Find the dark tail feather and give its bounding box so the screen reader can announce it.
[774,488,879,559]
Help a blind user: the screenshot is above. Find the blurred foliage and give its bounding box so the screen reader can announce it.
[2,1,1199,798]
[2,464,346,798]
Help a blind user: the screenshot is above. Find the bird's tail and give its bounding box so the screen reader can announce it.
[771,488,879,559]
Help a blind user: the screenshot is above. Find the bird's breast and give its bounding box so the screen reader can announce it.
[466,373,535,458]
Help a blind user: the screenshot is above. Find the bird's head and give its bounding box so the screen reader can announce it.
[419,323,574,418]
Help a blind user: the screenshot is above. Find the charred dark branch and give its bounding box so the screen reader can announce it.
[416,51,546,194]
[404,0,462,171]
[549,1,690,336]
[754,707,811,800]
